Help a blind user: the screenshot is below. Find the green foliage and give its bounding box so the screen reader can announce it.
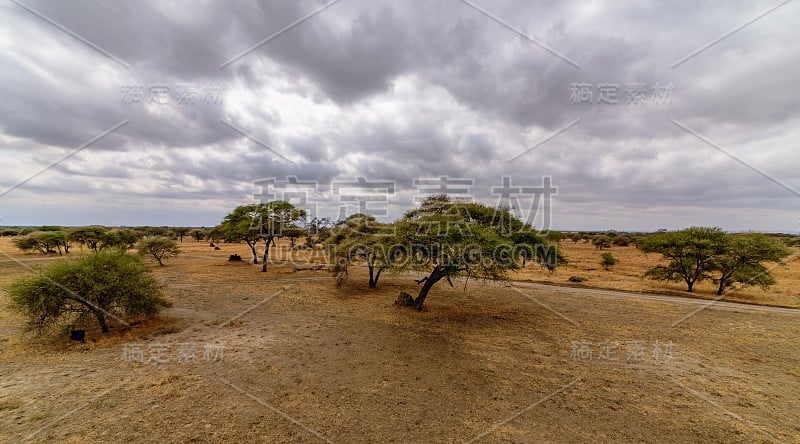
[611,235,630,247]
[137,236,180,266]
[639,227,726,292]
[101,229,139,250]
[69,226,107,251]
[219,202,306,271]
[173,227,190,242]
[544,231,564,243]
[13,235,42,253]
[8,251,170,333]
[600,252,617,270]
[710,233,791,295]
[190,229,205,241]
[283,226,308,247]
[387,195,562,310]
[205,225,226,242]
[592,235,611,250]
[13,231,71,255]
[327,214,393,288]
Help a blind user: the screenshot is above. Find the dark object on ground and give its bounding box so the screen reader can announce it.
[229,254,242,262]
[394,291,416,307]
[568,276,586,283]
[214,246,221,250]
[210,242,216,247]
[70,329,86,342]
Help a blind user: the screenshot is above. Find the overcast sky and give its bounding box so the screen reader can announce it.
[1,0,798,231]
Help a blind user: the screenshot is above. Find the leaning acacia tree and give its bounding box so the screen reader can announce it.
[220,204,265,264]
[9,251,170,333]
[389,195,563,311]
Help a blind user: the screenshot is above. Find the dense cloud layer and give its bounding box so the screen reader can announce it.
[1,0,798,231]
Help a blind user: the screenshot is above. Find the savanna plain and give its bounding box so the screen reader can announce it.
[1,237,799,443]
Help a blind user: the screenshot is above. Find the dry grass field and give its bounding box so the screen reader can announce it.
[1,237,799,443]
[512,240,800,309]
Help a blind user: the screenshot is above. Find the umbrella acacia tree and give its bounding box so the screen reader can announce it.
[327,213,394,288]
[711,233,790,295]
[389,195,563,311]
[220,202,306,271]
[639,227,726,292]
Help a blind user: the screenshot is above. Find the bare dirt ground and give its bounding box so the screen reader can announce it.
[1,239,799,443]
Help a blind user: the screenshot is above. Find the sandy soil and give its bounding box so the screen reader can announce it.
[1,239,798,443]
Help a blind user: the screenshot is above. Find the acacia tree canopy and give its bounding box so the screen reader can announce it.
[639,227,726,292]
[9,251,170,333]
[220,202,306,271]
[327,213,394,288]
[710,233,790,295]
[387,195,561,310]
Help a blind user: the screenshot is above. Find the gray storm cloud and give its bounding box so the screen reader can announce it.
[0,0,798,231]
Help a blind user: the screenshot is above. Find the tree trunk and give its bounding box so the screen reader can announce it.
[415,269,444,311]
[93,310,109,333]
[261,237,272,272]
[686,280,694,292]
[716,273,729,296]
[246,240,258,264]
[374,267,384,288]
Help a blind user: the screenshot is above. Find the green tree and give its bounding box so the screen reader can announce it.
[39,231,70,255]
[101,229,139,250]
[220,202,306,271]
[593,235,611,250]
[13,235,46,254]
[639,227,726,292]
[190,229,205,242]
[327,214,393,288]
[711,233,791,295]
[37,225,63,232]
[611,235,630,247]
[173,227,190,243]
[252,201,306,272]
[137,236,180,266]
[283,226,308,247]
[600,252,617,270]
[8,251,170,333]
[388,196,561,311]
[69,226,107,252]
[13,231,70,255]
[220,205,264,264]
